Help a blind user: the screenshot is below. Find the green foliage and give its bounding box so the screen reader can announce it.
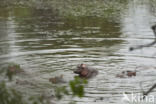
[0,81,26,104]
[0,63,49,104]
[0,63,88,104]
[69,76,88,97]
[55,76,88,100]
[55,86,69,100]
[0,80,49,104]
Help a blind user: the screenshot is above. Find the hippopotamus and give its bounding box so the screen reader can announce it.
[74,64,98,78]
[49,75,66,84]
[116,70,136,78]
[7,64,24,74]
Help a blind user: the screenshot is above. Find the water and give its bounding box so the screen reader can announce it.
[0,0,156,104]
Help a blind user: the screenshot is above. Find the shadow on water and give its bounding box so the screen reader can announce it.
[1,0,156,104]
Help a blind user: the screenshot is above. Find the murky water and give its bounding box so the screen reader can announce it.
[1,0,156,104]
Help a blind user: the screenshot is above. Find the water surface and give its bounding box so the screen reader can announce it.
[0,0,156,104]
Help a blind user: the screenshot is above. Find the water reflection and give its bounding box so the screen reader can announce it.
[121,0,156,38]
[0,6,123,61]
[121,0,156,64]
[119,1,156,104]
[0,0,156,104]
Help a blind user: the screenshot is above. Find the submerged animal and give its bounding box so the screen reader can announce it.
[74,64,98,78]
[49,75,66,84]
[7,64,24,74]
[116,70,136,78]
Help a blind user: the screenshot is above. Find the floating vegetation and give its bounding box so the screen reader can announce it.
[55,76,88,100]
[0,0,129,19]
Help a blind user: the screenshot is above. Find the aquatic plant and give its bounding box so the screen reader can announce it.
[0,63,88,104]
[55,76,88,100]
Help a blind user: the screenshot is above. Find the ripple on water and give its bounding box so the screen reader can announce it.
[1,0,156,104]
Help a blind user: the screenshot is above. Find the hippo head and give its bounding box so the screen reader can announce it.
[74,64,98,78]
[74,64,87,74]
